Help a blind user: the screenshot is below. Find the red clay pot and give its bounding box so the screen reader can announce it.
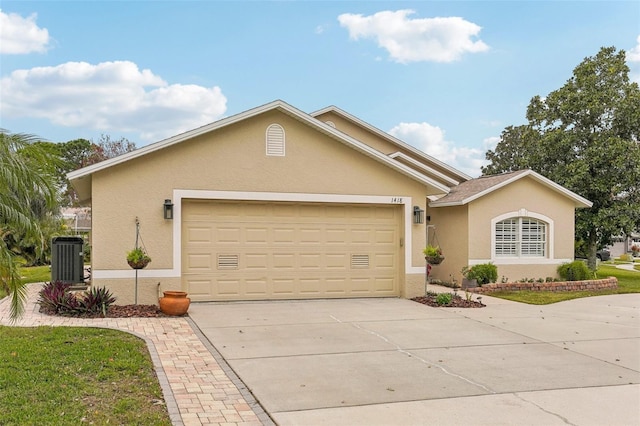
[159,291,190,316]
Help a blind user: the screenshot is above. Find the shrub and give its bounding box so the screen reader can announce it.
[436,293,453,306]
[557,261,594,281]
[38,281,79,314]
[38,281,116,317]
[78,286,117,316]
[465,263,498,285]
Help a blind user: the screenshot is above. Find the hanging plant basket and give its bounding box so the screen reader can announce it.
[425,255,445,265]
[128,258,151,269]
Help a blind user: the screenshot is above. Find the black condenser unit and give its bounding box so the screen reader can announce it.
[51,236,84,284]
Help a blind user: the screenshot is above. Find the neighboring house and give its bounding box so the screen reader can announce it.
[61,207,92,235]
[68,100,592,304]
[609,233,640,257]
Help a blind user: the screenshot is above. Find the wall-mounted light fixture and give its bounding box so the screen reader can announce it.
[163,199,174,220]
[413,206,425,224]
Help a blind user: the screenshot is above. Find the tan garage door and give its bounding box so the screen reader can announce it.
[182,200,402,301]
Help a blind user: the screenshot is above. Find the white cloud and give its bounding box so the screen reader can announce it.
[0,60,227,141]
[628,35,640,62]
[628,35,640,83]
[389,121,488,177]
[0,9,51,54]
[338,9,489,63]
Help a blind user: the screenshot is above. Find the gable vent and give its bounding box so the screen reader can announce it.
[266,124,285,156]
[218,254,239,270]
[325,121,336,128]
[351,254,369,269]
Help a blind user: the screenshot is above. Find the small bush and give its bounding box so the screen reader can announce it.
[557,261,594,281]
[38,281,116,316]
[38,281,79,313]
[78,286,117,316]
[466,263,498,285]
[436,293,453,306]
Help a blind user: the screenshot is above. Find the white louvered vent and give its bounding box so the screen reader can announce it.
[351,254,370,269]
[217,254,239,270]
[325,121,336,128]
[266,124,285,156]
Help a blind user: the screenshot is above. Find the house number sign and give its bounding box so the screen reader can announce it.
[390,197,403,204]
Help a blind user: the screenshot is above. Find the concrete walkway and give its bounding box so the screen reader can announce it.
[0,284,272,426]
[617,262,639,272]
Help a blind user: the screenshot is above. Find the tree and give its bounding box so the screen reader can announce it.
[482,47,640,269]
[1,130,59,320]
[57,136,136,205]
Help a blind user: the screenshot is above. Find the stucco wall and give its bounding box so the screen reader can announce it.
[425,177,579,285]
[314,111,458,180]
[424,204,469,285]
[89,110,435,303]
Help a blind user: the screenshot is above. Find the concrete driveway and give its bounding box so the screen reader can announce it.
[189,293,640,425]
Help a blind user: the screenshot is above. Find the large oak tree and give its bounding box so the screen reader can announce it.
[483,47,640,269]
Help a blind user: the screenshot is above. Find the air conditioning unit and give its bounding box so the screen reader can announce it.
[51,236,84,284]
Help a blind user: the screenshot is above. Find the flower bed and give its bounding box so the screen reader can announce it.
[467,277,618,294]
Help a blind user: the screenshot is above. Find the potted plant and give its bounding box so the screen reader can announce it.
[423,244,444,265]
[127,247,151,269]
[461,266,477,289]
[461,263,498,288]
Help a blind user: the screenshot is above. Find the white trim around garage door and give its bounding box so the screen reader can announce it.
[93,190,424,279]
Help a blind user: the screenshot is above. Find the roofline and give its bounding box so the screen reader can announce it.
[388,152,460,186]
[310,105,472,182]
[68,99,451,193]
[430,170,593,208]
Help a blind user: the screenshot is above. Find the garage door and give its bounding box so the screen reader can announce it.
[182,200,402,301]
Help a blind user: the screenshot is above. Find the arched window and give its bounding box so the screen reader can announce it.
[266,124,285,156]
[495,217,547,257]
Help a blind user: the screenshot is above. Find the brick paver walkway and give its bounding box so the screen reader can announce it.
[0,284,272,426]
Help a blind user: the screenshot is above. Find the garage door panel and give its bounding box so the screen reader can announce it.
[246,227,269,244]
[245,254,268,270]
[186,253,213,271]
[186,279,213,297]
[182,200,401,300]
[187,227,212,243]
[245,279,267,296]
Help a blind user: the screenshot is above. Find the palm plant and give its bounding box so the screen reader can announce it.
[0,130,59,321]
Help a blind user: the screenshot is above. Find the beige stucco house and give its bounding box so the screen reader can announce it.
[68,100,592,304]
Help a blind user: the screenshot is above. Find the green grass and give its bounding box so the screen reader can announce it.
[18,264,51,284]
[0,265,52,299]
[489,265,640,305]
[0,326,171,426]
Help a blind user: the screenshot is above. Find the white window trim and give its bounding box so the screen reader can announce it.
[488,209,555,265]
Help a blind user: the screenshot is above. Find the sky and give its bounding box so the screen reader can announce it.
[1,1,639,177]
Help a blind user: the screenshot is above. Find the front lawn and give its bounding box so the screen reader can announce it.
[0,265,52,299]
[0,326,171,425]
[488,265,639,305]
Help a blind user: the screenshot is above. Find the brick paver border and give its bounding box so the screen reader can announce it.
[0,284,273,426]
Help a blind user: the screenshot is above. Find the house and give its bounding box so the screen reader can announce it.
[68,100,592,304]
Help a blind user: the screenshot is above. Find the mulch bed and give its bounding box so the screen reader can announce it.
[39,304,176,318]
[411,293,485,308]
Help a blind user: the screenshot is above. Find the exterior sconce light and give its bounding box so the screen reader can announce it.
[413,206,425,224]
[163,199,174,220]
